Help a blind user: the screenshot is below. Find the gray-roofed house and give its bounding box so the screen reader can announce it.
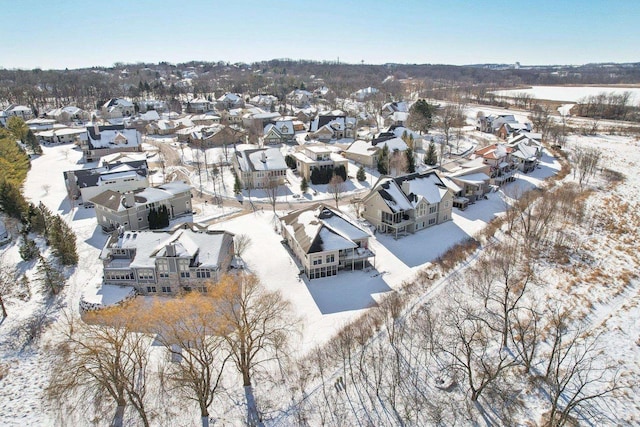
[101,98,135,118]
[280,203,375,279]
[63,153,149,202]
[233,146,288,189]
[362,172,453,238]
[91,181,192,232]
[263,120,295,144]
[100,222,235,295]
[82,124,143,162]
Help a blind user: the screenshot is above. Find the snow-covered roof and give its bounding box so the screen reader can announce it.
[235,147,287,172]
[345,140,378,156]
[371,172,451,213]
[90,182,191,211]
[106,226,233,270]
[280,204,370,254]
[375,137,408,152]
[87,125,141,149]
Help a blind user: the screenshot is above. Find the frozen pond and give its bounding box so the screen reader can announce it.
[493,85,640,104]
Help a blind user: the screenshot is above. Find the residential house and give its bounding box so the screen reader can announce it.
[242,109,281,130]
[353,87,379,101]
[102,98,135,118]
[497,121,531,139]
[216,93,245,110]
[25,118,56,131]
[138,99,168,113]
[180,124,245,147]
[263,120,295,144]
[146,119,181,135]
[309,115,356,141]
[36,127,86,144]
[249,94,279,108]
[3,104,34,121]
[64,152,149,202]
[91,181,192,231]
[184,97,214,114]
[443,157,492,204]
[474,143,517,185]
[287,89,313,107]
[362,172,453,238]
[292,143,348,181]
[233,146,288,189]
[344,140,380,169]
[507,134,543,173]
[280,203,375,279]
[45,106,88,124]
[99,222,235,295]
[82,124,143,162]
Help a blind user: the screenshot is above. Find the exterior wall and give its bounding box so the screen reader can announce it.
[83,145,142,163]
[344,151,377,169]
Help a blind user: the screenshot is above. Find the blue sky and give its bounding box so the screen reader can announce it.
[1,0,638,69]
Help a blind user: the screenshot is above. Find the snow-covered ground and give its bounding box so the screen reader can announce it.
[2,112,638,424]
[493,85,640,104]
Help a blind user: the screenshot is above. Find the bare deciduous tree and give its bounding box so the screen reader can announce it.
[328,174,345,208]
[215,273,298,425]
[572,146,601,189]
[265,179,280,214]
[47,309,153,427]
[145,293,230,427]
[542,309,622,427]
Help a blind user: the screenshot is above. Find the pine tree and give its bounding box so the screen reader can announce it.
[233,173,241,194]
[377,144,390,174]
[19,233,40,261]
[357,165,366,182]
[0,180,29,221]
[36,254,64,295]
[406,147,416,173]
[148,207,158,229]
[25,130,42,155]
[300,176,309,193]
[425,141,438,166]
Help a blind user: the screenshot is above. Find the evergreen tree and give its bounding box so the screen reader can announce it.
[377,144,390,174]
[357,165,366,182]
[47,215,78,266]
[406,147,416,173]
[334,165,347,182]
[407,99,435,134]
[148,207,158,229]
[285,154,296,169]
[25,130,42,155]
[300,176,309,193]
[36,254,64,295]
[0,180,29,221]
[233,172,241,194]
[158,205,170,228]
[425,141,438,166]
[19,233,39,261]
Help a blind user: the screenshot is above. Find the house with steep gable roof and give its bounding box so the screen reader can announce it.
[280,203,375,279]
[263,120,295,144]
[362,172,453,238]
[82,124,142,162]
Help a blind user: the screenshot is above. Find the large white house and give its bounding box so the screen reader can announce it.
[100,222,235,295]
[291,143,348,182]
[280,203,375,279]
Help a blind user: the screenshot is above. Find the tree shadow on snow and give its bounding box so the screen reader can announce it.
[304,270,392,314]
[84,225,109,250]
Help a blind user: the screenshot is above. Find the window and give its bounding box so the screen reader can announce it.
[161,286,171,293]
[429,205,437,214]
[180,271,191,278]
[146,286,157,293]
[326,254,335,263]
[157,260,169,277]
[428,218,436,225]
[196,269,211,278]
[312,257,322,265]
[138,270,154,280]
[416,203,426,217]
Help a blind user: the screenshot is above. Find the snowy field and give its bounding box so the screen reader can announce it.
[493,85,640,104]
